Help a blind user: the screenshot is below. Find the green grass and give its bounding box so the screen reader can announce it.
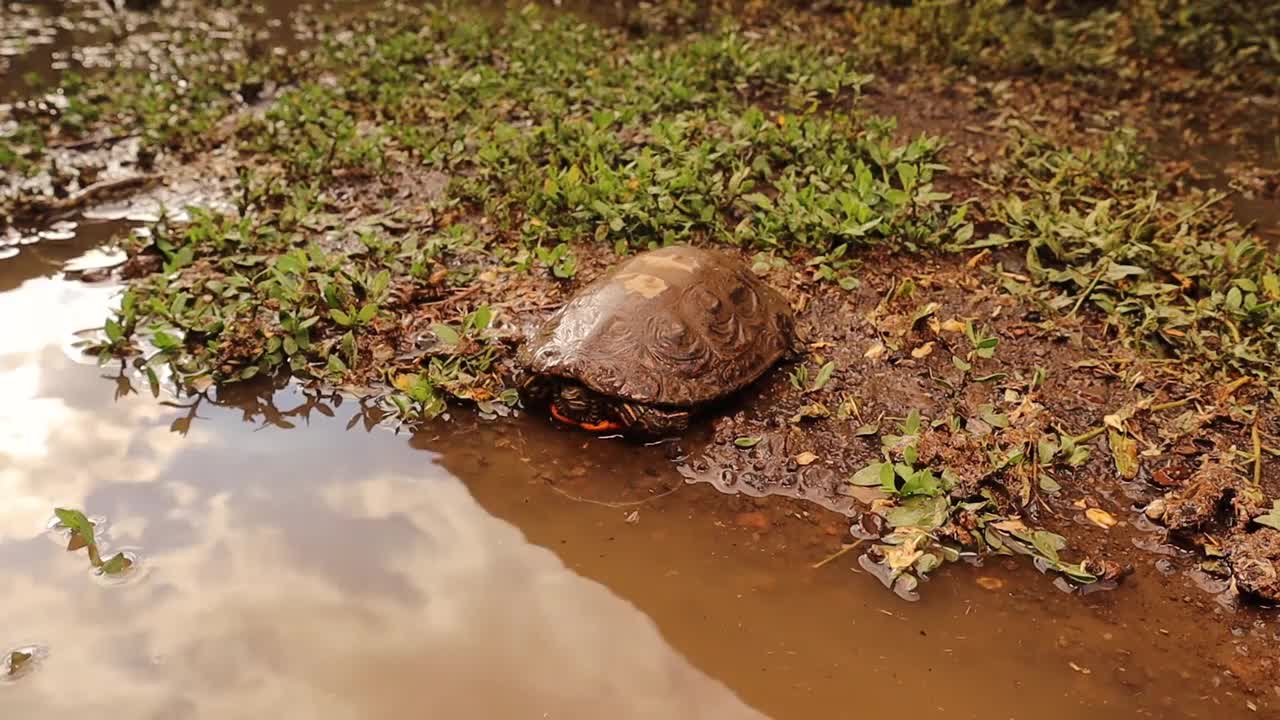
[829,0,1280,94]
[978,124,1280,379]
[89,3,964,413]
[0,0,1257,399]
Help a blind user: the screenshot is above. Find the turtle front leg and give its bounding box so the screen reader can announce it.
[618,402,690,438]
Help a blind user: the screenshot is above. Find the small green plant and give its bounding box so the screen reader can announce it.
[848,410,1098,599]
[53,508,134,577]
[533,243,578,279]
[790,361,835,393]
[964,321,999,360]
[386,305,515,420]
[1256,501,1280,530]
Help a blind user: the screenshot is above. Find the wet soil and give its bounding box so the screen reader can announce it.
[1,239,1277,718]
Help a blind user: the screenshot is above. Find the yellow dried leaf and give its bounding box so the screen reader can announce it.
[911,341,936,359]
[795,451,818,466]
[976,576,1004,591]
[990,518,1028,533]
[940,318,966,333]
[1085,507,1117,529]
[884,544,924,571]
[864,341,886,359]
[1108,430,1140,480]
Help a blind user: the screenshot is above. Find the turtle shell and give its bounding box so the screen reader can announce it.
[518,245,797,407]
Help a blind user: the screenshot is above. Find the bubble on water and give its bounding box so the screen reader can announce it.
[63,247,126,273]
[38,228,77,241]
[0,247,17,261]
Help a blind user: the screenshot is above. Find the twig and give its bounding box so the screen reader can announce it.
[424,283,482,306]
[1072,426,1106,445]
[1165,191,1227,233]
[19,174,162,216]
[1067,260,1109,318]
[1220,376,1251,400]
[1070,394,1200,444]
[323,132,340,173]
[1221,316,1242,345]
[812,539,865,570]
[49,133,139,151]
[544,479,682,508]
[1149,396,1198,413]
[1252,419,1263,487]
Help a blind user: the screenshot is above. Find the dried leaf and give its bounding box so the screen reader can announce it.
[1108,430,1139,480]
[990,518,1028,533]
[1254,501,1280,530]
[101,552,134,575]
[976,576,1004,591]
[1085,507,1118,529]
[795,451,819,466]
[911,341,935,359]
[7,650,32,676]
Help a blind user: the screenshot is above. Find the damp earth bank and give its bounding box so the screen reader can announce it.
[0,240,1276,718]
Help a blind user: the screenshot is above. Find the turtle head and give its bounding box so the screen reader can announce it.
[550,383,692,438]
[549,383,625,433]
[516,374,625,433]
[515,369,556,408]
[519,375,690,438]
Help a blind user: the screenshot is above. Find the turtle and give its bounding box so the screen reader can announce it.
[517,245,798,437]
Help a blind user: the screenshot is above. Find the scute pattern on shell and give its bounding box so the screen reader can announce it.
[519,245,797,406]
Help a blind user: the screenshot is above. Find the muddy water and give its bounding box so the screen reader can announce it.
[0,0,316,98]
[1,228,1274,718]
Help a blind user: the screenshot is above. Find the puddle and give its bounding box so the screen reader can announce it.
[1,226,1276,718]
[0,0,322,99]
[1153,119,1279,235]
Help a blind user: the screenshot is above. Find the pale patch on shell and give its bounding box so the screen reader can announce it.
[633,253,700,274]
[618,272,669,299]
